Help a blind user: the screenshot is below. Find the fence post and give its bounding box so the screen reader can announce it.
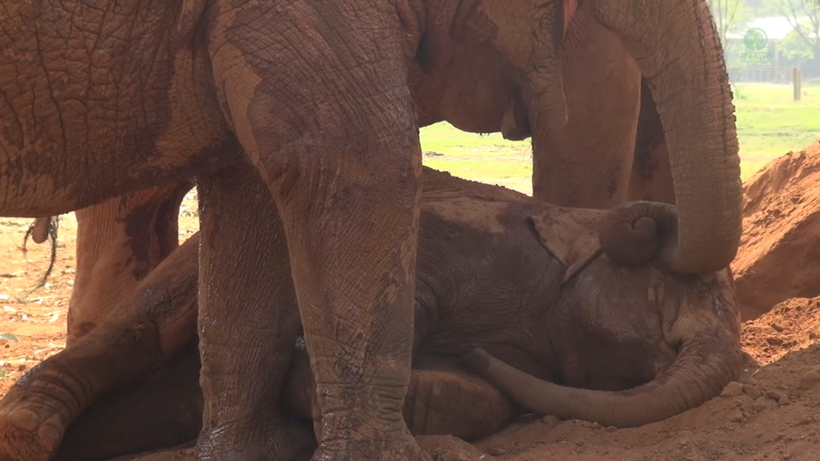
[794,67,802,102]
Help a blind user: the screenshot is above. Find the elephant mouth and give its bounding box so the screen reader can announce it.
[500,96,531,141]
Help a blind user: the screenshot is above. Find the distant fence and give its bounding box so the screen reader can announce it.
[728,66,803,101]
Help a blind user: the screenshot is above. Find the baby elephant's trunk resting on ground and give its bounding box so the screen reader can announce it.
[464,200,743,428]
[464,329,742,428]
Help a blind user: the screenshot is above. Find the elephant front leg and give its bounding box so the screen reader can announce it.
[196,163,315,461]
[269,157,424,461]
[217,88,426,461]
[204,3,428,459]
[284,351,516,443]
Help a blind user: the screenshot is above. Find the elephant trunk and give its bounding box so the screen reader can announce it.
[591,0,742,275]
[597,201,678,267]
[463,315,743,428]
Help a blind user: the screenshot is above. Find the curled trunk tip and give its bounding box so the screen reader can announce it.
[598,201,678,268]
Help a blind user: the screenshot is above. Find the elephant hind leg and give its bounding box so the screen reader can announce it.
[0,232,201,461]
[195,163,315,461]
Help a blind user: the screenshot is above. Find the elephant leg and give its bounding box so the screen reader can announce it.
[201,3,425,460]
[53,342,205,461]
[195,163,314,461]
[284,350,515,444]
[531,3,641,209]
[67,181,193,344]
[53,341,316,461]
[150,181,193,258]
[0,235,200,461]
[627,79,676,205]
[401,356,516,442]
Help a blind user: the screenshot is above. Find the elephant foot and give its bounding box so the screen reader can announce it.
[196,416,316,461]
[0,403,65,461]
[312,430,432,461]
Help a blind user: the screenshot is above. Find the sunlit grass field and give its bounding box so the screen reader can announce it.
[420,83,820,195]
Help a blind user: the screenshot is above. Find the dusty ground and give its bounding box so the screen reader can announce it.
[3,144,820,460]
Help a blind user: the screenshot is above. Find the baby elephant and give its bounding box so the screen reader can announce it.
[0,167,743,461]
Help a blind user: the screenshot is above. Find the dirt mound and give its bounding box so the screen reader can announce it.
[742,297,820,365]
[732,140,820,321]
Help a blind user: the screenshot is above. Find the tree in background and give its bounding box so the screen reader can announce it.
[780,23,815,60]
[709,0,750,45]
[768,0,820,62]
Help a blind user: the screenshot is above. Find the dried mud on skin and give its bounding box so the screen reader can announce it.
[3,146,820,460]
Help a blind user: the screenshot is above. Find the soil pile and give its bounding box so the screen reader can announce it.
[732,140,820,321]
[742,296,820,365]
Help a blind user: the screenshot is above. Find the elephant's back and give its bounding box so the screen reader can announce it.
[420,166,532,237]
[421,167,530,204]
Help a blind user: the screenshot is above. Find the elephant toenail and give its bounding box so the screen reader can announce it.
[8,409,40,432]
[38,424,61,451]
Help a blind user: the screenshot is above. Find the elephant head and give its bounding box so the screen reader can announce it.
[414,0,742,275]
[464,201,744,428]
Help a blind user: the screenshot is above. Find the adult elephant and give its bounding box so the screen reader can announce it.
[31,0,666,346]
[0,1,741,460]
[33,2,693,348]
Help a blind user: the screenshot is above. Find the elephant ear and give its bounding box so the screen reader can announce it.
[526,207,602,284]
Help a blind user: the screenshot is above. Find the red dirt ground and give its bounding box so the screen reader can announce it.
[733,139,820,322]
[4,143,820,460]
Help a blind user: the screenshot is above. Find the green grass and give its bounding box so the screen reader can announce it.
[732,83,820,178]
[419,82,820,194]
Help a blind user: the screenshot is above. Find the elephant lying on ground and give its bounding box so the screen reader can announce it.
[1,167,744,460]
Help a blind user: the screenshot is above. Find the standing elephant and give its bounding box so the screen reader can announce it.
[0,167,743,461]
[29,1,693,350]
[0,0,741,460]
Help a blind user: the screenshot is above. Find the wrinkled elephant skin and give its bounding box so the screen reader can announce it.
[0,1,740,460]
[1,2,426,460]
[0,168,743,461]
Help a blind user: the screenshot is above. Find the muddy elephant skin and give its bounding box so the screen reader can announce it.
[33,1,672,353]
[0,168,743,460]
[0,1,740,459]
